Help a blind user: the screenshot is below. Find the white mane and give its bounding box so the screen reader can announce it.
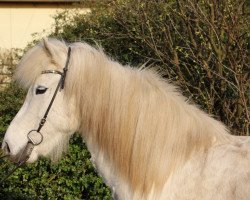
[15,39,233,197]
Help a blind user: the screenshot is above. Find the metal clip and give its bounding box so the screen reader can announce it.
[40,118,46,126]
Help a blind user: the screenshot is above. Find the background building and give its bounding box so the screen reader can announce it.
[0,0,89,49]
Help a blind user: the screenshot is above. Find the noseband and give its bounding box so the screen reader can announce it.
[1,47,72,182]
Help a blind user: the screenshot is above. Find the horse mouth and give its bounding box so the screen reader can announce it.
[9,153,25,163]
[9,145,31,164]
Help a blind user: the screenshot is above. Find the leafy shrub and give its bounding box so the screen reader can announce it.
[51,0,249,135]
[0,84,25,133]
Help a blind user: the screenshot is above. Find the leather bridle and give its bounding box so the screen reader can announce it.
[0,47,72,182]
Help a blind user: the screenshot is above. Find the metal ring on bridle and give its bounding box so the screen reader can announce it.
[27,130,43,146]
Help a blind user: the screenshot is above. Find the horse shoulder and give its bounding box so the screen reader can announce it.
[158,136,250,200]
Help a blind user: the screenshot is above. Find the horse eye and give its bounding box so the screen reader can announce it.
[36,86,48,95]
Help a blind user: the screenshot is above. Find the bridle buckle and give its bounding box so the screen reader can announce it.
[40,118,46,126]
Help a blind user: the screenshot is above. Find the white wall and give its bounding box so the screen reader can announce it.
[0,4,89,49]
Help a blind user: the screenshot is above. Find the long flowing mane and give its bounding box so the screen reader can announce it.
[15,39,232,197]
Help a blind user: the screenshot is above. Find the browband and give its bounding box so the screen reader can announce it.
[42,70,63,75]
[41,47,71,89]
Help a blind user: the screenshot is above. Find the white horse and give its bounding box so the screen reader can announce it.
[2,38,250,200]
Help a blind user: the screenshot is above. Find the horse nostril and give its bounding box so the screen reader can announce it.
[3,142,11,154]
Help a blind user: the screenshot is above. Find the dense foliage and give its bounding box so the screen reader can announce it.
[52,0,249,136]
[0,0,249,199]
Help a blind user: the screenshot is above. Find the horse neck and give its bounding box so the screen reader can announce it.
[71,57,230,197]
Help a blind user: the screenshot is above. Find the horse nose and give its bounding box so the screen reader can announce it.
[2,141,11,155]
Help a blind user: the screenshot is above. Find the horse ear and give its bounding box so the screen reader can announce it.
[42,38,59,65]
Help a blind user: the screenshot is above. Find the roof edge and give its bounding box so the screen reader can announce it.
[0,0,83,3]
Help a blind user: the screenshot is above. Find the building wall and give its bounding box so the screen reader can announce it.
[0,2,89,49]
